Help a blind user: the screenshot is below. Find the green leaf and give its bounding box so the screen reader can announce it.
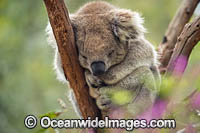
[111,90,133,105]
[39,111,62,119]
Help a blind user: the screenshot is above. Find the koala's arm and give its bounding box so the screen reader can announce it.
[100,38,160,86]
[125,66,158,116]
[85,70,105,99]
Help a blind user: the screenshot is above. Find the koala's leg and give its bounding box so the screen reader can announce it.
[96,66,158,117]
[96,86,114,111]
[124,66,158,116]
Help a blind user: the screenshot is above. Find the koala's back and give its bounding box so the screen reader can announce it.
[76,1,115,15]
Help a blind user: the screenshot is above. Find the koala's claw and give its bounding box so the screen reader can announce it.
[91,84,98,88]
[99,81,108,87]
[96,95,112,111]
[89,79,107,89]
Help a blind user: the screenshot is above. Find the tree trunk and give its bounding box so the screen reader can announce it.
[43,0,101,120]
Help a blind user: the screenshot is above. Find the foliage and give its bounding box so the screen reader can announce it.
[0,0,199,133]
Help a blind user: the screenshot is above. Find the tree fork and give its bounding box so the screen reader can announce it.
[166,16,200,77]
[158,0,199,74]
[43,0,101,120]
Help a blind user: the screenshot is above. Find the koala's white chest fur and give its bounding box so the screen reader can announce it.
[46,1,160,118]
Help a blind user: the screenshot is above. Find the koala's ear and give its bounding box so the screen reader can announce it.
[108,9,146,43]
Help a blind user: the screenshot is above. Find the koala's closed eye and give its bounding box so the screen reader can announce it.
[111,24,120,43]
[80,54,87,60]
[108,50,114,57]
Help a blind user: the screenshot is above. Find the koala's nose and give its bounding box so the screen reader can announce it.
[91,61,106,76]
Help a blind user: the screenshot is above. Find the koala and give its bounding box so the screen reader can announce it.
[46,1,160,118]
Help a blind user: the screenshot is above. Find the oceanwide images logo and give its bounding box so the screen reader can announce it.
[24,115,176,130]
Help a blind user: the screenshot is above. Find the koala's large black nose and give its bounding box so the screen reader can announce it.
[91,61,106,76]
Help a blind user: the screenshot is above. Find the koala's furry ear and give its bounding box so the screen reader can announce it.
[108,9,146,42]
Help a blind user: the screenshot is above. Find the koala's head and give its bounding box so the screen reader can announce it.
[71,6,146,76]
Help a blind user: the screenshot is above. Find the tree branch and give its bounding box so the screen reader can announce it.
[166,16,200,77]
[43,0,101,119]
[158,0,199,74]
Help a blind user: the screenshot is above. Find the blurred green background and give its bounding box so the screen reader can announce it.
[0,0,199,133]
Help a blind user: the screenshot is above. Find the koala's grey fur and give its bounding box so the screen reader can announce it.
[46,1,160,118]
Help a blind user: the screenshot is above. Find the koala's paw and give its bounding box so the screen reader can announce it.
[85,70,107,88]
[96,95,112,111]
[85,71,101,87]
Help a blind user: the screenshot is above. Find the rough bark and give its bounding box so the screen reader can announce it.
[158,0,199,74]
[166,16,200,77]
[43,0,101,120]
